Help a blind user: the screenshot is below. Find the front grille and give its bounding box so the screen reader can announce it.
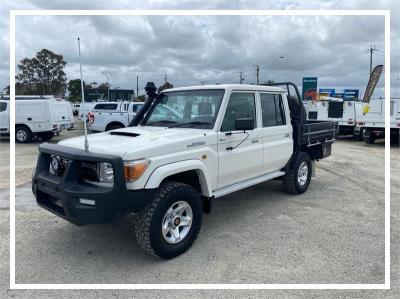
[80,161,98,181]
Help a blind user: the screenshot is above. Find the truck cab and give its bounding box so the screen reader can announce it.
[32,83,337,259]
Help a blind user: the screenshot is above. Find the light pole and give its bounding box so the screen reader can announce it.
[102,72,111,101]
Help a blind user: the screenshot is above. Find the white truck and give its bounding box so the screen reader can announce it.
[303,97,364,136]
[0,98,60,143]
[51,99,75,132]
[88,101,145,132]
[354,98,400,143]
[32,83,337,259]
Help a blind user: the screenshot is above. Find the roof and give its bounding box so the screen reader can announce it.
[163,84,285,93]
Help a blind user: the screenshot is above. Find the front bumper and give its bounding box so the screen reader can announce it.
[32,143,154,226]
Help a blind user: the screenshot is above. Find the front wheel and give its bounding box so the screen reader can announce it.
[134,181,203,259]
[15,125,32,143]
[283,152,312,194]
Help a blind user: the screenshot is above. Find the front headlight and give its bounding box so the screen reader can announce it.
[98,162,114,183]
[124,159,150,182]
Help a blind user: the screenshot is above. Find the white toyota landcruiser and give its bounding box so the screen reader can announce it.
[32,83,337,259]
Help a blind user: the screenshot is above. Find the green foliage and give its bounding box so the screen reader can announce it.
[16,49,67,96]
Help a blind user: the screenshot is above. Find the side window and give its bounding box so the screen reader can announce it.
[221,92,256,132]
[0,102,7,112]
[93,103,118,110]
[260,93,286,127]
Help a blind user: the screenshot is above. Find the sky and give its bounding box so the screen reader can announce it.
[1,0,399,97]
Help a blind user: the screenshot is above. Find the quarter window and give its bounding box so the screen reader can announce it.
[221,92,256,132]
[260,93,286,127]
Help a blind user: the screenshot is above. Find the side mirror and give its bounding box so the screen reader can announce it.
[235,118,254,131]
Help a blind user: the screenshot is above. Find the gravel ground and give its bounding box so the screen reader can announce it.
[0,131,399,298]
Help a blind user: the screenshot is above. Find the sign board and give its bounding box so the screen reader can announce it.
[319,88,335,97]
[343,89,359,99]
[302,77,318,101]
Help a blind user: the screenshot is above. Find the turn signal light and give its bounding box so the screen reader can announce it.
[124,159,149,182]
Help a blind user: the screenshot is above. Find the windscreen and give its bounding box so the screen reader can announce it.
[143,89,225,129]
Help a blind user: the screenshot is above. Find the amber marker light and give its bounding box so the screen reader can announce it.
[124,159,150,182]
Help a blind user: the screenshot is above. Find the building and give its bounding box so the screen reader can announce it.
[84,88,135,102]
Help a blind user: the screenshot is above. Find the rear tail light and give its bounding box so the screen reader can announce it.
[357,122,365,126]
[53,124,59,129]
[347,119,354,124]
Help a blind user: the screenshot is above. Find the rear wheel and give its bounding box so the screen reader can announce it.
[134,181,203,259]
[365,135,375,144]
[15,125,32,143]
[283,152,312,194]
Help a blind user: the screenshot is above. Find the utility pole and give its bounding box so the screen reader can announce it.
[366,45,379,75]
[102,72,111,101]
[136,75,139,97]
[239,72,244,84]
[164,74,168,84]
[252,65,260,84]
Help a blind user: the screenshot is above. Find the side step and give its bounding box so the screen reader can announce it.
[213,171,285,198]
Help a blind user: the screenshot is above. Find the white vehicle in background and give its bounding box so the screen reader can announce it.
[354,98,400,144]
[0,99,59,143]
[77,102,98,119]
[303,97,364,136]
[51,99,74,132]
[89,102,145,132]
[71,103,80,116]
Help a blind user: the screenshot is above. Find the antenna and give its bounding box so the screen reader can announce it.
[78,37,89,152]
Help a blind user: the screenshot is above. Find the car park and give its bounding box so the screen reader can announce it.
[32,83,337,259]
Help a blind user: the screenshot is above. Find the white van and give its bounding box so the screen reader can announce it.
[0,99,59,143]
[51,99,74,131]
[303,97,364,136]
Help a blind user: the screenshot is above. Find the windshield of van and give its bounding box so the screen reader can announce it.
[143,89,225,129]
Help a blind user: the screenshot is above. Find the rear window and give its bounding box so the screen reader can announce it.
[94,103,118,110]
[0,102,7,112]
[132,104,143,112]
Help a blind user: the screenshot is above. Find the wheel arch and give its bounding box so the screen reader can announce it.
[15,123,33,133]
[105,121,125,131]
[145,160,212,197]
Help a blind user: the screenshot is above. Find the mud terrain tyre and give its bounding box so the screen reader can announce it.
[134,181,203,259]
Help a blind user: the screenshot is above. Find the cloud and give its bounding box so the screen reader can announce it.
[0,0,399,97]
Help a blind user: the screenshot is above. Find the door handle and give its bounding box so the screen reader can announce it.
[251,139,259,143]
[284,133,290,137]
[27,117,32,121]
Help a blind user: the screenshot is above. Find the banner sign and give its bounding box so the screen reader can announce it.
[363,65,383,103]
[343,89,359,99]
[319,88,335,97]
[302,77,318,101]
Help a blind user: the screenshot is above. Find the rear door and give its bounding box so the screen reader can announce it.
[259,92,293,173]
[217,91,263,189]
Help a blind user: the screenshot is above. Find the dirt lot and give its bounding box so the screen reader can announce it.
[0,127,399,297]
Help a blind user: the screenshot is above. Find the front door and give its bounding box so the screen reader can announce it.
[217,92,263,189]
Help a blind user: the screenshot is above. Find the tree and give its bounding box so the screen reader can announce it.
[97,82,110,91]
[67,79,90,102]
[16,49,67,96]
[158,82,173,93]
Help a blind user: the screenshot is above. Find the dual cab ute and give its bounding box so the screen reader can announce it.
[32,83,337,259]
